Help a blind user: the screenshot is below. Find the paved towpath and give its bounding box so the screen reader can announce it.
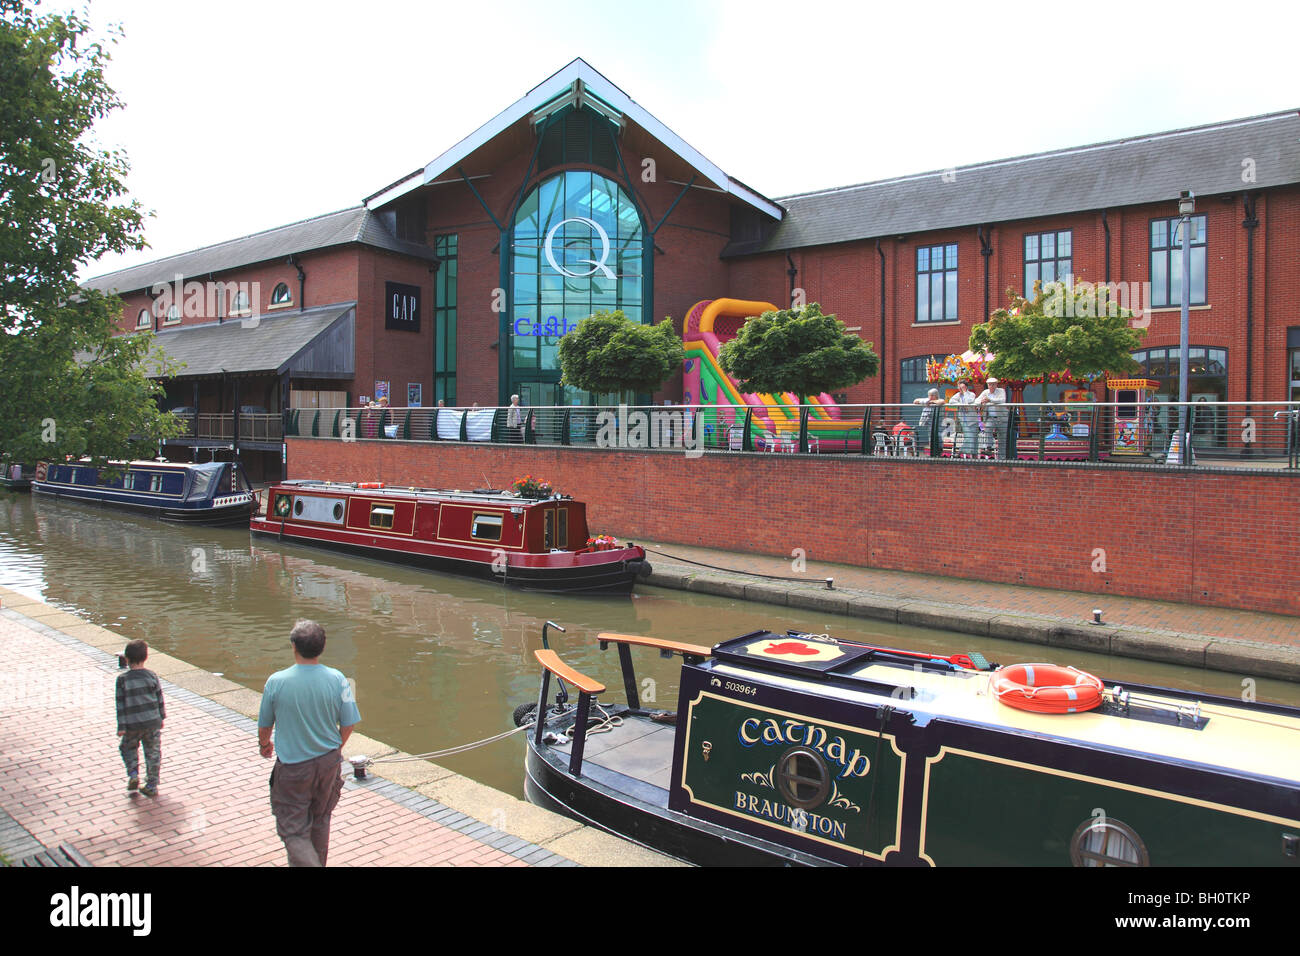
[634,539,1300,679]
[0,589,679,867]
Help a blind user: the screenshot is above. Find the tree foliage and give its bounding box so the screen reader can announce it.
[717,302,878,398]
[557,311,684,395]
[969,282,1146,387]
[1,1,180,465]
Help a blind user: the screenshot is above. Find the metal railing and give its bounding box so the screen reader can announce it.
[284,402,1300,469]
[169,412,283,442]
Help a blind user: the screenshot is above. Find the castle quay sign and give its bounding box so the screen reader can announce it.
[514,315,579,337]
[384,281,421,332]
[544,217,614,280]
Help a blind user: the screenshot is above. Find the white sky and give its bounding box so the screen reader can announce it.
[51,0,1300,280]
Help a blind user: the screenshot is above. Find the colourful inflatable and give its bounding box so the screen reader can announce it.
[681,298,859,451]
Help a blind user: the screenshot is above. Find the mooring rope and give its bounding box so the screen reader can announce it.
[367,703,578,764]
[641,546,817,584]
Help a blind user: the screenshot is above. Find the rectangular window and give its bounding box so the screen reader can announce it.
[916,244,958,322]
[150,474,162,492]
[1150,214,1207,307]
[369,504,395,529]
[434,234,457,406]
[471,513,503,541]
[1024,230,1072,297]
[543,509,567,550]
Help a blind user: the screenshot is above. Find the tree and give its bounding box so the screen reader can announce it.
[557,310,684,396]
[969,282,1146,401]
[717,302,878,399]
[1,1,180,466]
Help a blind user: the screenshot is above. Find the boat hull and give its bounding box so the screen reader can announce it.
[250,521,646,594]
[32,484,256,527]
[524,731,829,866]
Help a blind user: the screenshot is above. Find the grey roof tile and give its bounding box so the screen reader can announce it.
[144,302,355,378]
[83,207,436,296]
[726,109,1300,256]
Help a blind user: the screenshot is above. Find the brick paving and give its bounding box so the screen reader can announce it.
[0,609,572,867]
[637,539,1300,648]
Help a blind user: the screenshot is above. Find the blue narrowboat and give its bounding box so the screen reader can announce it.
[32,459,257,526]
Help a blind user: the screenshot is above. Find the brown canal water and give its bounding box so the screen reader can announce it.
[2,491,1298,799]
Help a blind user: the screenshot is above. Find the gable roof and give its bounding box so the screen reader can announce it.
[83,207,436,296]
[365,58,784,220]
[724,109,1300,256]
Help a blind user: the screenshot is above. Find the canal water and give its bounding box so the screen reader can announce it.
[2,492,1297,799]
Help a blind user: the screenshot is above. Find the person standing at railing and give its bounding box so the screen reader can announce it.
[507,394,523,443]
[912,389,946,454]
[950,380,978,458]
[975,376,1007,458]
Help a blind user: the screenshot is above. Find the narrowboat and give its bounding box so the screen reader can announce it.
[520,628,1300,866]
[31,459,257,526]
[1,462,35,491]
[249,480,649,594]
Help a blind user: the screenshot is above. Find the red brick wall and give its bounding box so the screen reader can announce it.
[286,437,1300,617]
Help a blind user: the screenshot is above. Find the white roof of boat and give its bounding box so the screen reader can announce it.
[279,480,563,505]
[712,660,1300,787]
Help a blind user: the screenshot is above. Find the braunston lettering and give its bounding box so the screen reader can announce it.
[738,716,871,779]
[49,885,151,936]
[733,790,848,841]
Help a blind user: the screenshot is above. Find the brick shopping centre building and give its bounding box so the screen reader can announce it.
[86,59,1300,478]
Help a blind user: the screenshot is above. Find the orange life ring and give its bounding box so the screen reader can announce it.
[991,663,1104,715]
[357,481,385,489]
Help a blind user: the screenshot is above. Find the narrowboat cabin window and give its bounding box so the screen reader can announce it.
[1070,817,1149,867]
[471,513,503,541]
[370,504,396,529]
[294,498,305,517]
[150,474,163,493]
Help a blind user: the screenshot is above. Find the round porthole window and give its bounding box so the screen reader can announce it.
[333,502,344,521]
[1070,816,1149,866]
[293,498,304,516]
[776,746,830,810]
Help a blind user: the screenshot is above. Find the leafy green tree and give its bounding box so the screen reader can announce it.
[1,1,180,466]
[558,310,684,396]
[717,302,879,399]
[969,282,1146,401]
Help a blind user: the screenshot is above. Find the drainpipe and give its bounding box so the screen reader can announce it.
[1101,209,1111,284]
[287,255,306,312]
[1243,192,1259,452]
[876,239,886,402]
[978,226,993,319]
[786,254,798,307]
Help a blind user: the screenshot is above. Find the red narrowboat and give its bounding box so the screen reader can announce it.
[249,480,649,594]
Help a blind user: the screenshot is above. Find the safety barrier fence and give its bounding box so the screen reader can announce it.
[170,412,284,442]
[285,402,1300,469]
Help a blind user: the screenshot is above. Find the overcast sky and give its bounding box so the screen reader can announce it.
[51,0,1300,280]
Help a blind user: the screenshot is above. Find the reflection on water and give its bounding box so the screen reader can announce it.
[2,492,1297,798]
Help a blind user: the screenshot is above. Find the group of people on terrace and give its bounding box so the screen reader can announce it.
[911,378,1008,458]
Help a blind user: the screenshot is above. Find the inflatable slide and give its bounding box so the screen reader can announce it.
[681,298,859,451]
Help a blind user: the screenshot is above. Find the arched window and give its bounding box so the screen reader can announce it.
[509,168,644,403]
[271,282,291,305]
[136,309,150,329]
[164,305,180,325]
[231,291,250,314]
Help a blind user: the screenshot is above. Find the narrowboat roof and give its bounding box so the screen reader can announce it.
[706,653,1300,786]
[277,479,573,507]
[53,459,226,472]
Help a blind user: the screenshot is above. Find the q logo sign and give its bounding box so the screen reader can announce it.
[544,217,615,280]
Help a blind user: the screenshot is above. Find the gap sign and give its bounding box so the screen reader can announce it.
[385,281,421,332]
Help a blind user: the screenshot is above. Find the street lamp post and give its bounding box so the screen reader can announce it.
[1176,190,1194,465]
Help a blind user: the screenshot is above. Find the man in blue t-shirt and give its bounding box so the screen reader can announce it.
[258,620,361,867]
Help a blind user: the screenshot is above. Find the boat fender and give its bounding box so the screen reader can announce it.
[990,663,1104,714]
[512,702,537,727]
